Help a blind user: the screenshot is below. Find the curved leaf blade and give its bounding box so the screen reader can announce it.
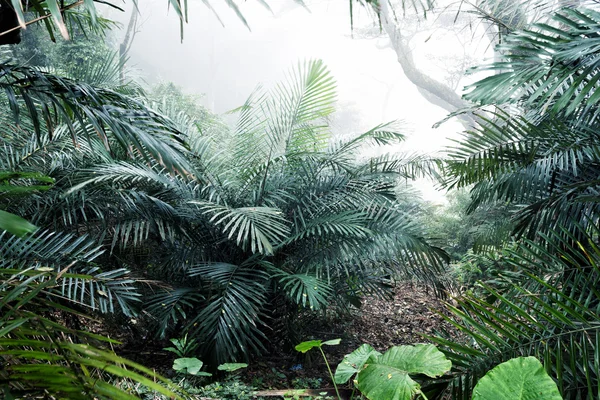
[472,357,562,400]
[334,344,381,384]
[357,344,451,400]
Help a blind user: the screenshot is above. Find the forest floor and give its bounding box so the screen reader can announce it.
[111,281,456,394]
[244,281,456,391]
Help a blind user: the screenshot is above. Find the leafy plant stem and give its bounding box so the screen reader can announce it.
[319,346,341,400]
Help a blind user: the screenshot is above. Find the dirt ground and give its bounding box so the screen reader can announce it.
[243,281,456,390]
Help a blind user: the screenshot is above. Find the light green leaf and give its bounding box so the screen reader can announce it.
[173,357,210,376]
[44,0,69,39]
[0,318,29,337]
[83,0,98,25]
[295,340,322,353]
[472,357,562,400]
[0,210,37,237]
[334,344,381,384]
[360,372,420,400]
[295,338,341,353]
[217,363,248,372]
[357,344,451,400]
[9,0,25,29]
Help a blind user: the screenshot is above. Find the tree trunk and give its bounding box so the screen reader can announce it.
[376,1,475,129]
[119,7,138,84]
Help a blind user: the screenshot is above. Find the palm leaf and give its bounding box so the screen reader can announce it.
[424,227,600,399]
[0,63,191,173]
[186,262,270,363]
[464,8,600,121]
[0,230,141,315]
[0,266,183,399]
[190,200,290,255]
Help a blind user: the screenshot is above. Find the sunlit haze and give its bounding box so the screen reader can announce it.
[105,0,492,203]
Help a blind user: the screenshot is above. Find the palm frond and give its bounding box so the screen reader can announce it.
[274,270,333,310]
[0,268,182,399]
[464,8,600,121]
[190,200,290,255]
[186,262,270,363]
[425,227,600,399]
[231,59,337,175]
[0,63,191,173]
[145,287,205,338]
[0,230,141,315]
[445,108,600,239]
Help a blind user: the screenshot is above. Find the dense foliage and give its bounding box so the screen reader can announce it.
[3,0,600,399]
[2,54,447,363]
[0,3,448,396]
[428,6,600,400]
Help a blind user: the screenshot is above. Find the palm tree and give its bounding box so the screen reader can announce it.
[426,6,600,399]
[43,59,448,364]
[0,7,197,397]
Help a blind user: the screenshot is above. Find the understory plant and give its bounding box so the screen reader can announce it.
[297,338,560,400]
[0,233,182,399]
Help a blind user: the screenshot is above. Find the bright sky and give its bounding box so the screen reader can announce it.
[106,0,491,203]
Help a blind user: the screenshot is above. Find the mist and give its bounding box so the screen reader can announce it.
[105,0,490,201]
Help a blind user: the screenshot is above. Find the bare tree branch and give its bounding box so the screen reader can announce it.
[376,1,476,128]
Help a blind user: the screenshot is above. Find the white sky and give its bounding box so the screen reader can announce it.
[106,0,492,203]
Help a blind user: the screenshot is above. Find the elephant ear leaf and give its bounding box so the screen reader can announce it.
[357,344,451,400]
[334,344,381,384]
[472,357,562,400]
[295,340,323,353]
[217,363,248,372]
[173,358,211,376]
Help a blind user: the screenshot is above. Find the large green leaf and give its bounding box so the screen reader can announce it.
[173,357,211,376]
[295,340,323,353]
[357,344,451,400]
[472,357,562,400]
[334,344,381,384]
[295,338,341,353]
[217,363,248,372]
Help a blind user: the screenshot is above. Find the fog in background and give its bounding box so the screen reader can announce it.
[104,0,492,202]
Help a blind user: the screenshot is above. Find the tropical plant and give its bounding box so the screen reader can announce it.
[173,358,212,377]
[296,338,343,399]
[444,7,600,242]
[415,5,600,400]
[0,233,182,399]
[164,334,199,358]
[39,59,448,366]
[0,2,221,397]
[333,343,452,400]
[331,343,558,400]
[421,227,600,399]
[471,357,561,400]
